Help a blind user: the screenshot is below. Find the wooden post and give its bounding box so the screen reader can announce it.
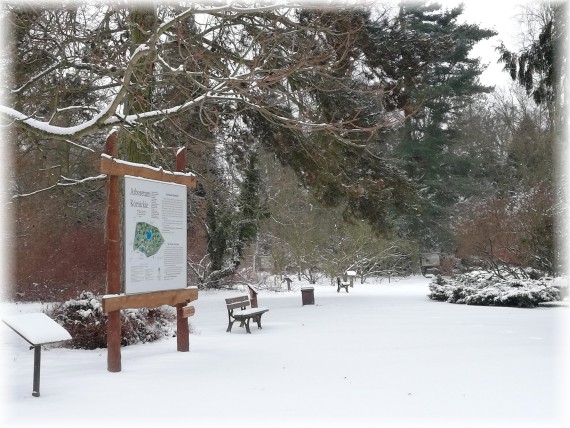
[105,131,122,372]
[248,285,258,308]
[175,147,190,352]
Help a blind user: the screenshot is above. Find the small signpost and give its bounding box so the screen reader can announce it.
[2,313,72,397]
[346,270,357,287]
[101,131,198,372]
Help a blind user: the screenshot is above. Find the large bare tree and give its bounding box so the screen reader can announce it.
[3,2,415,221]
[3,3,393,140]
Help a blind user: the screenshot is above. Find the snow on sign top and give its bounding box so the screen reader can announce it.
[2,313,72,346]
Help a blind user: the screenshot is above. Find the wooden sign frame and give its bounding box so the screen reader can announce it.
[102,131,197,372]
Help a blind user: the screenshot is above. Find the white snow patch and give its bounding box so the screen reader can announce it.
[1,276,568,428]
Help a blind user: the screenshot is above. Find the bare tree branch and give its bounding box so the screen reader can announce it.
[10,174,106,201]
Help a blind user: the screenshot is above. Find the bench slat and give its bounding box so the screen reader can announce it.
[225,296,250,305]
[227,301,250,311]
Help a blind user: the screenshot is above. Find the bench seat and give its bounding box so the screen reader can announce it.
[232,307,269,318]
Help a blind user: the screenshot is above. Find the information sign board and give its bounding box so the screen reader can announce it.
[124,175,187,294]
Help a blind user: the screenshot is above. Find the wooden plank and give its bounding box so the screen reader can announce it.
[101,154,196,188]
[102,287,198,313]
[181,305,196,318]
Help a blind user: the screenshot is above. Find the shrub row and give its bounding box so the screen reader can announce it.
[47,291,177,349]
[428,271,562,308]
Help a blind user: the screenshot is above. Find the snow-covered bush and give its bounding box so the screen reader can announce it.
[47,291,176,349]
[428,271,562,308]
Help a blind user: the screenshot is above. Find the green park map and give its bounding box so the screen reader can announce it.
[133,222,164,257]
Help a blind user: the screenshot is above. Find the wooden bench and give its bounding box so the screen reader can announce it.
[225,296,269,334]
[336,277,350,293]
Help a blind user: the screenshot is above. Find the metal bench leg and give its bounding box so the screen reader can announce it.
[227,319,235,333]
[245,318,252,334]
[255,315,263,329]
[32,345,41,397]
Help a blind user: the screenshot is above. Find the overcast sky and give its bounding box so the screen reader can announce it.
[445,0,539,88]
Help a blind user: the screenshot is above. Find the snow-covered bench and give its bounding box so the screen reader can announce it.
[225,296,269,334]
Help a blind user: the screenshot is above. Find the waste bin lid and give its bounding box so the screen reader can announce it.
[301,287,314,290]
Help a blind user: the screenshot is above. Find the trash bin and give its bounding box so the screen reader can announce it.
[301,287,315,306]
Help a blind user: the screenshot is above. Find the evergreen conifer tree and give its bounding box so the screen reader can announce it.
[367,2,496,250]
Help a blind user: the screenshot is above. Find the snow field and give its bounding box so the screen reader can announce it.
[1,276,568,428]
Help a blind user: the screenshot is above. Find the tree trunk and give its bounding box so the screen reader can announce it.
[121,8,157,164]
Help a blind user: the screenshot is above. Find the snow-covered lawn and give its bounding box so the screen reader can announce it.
[1,276,568,428]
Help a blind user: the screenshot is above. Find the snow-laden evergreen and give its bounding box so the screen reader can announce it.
[46,291,175,349]
[428,271,566,307]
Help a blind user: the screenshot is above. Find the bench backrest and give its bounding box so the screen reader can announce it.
[225,296,251,311]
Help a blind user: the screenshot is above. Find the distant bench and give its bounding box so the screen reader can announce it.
[225,296,269,334]
[336,277,350,293]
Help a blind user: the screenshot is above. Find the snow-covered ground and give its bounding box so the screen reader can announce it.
[1,276,568,428]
